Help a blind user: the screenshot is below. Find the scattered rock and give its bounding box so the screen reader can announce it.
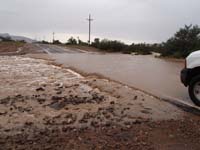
[91,121,99,127]
[37,98,46,104]
[79,112,95,124]
[44,113,77,125]
[51,96,62,101]
[0,110,7,115]
[169,134,175,138]
[110,101,115,105]
[132,119,142,124]
[56,91,62,95]
[133,96,138,100]
[25,121,34,126]
[141,110,151,114]
[0,97,10,105]
[36,87,45,92]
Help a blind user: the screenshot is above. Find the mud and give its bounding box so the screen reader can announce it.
[0,56,199,150]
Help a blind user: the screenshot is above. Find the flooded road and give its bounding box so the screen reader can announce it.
[51,53,190,104]
[36,44,191,104]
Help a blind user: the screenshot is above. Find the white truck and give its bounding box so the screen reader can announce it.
[181,50,200,106]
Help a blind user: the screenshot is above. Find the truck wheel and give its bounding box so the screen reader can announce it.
[189,75,200,106]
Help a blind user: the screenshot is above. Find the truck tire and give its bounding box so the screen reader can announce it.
[189,75,200,106]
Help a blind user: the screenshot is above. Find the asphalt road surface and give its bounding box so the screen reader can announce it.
[36,44,89,54]
[36,44,192,105]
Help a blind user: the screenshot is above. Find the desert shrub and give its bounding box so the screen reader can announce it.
[92,39,127,52]
[53,40,62,44]
[162,25,200,58]
[66,37,77,45]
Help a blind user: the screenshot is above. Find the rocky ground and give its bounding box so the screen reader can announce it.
[0,54,200,149]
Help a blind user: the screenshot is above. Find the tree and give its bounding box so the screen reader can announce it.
[92,38,127,52]
[77,38,88,45]
[53,40,62,44]
[67,37,77,45]
[125,43,152,55]
[91,38,100,47]
[162,25,200,58]
[41,40,49,44]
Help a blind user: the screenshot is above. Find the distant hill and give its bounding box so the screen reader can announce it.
[0,33,36,43]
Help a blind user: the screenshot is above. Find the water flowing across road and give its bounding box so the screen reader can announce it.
[37,44,191,105]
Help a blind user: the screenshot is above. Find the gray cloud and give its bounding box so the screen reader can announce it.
[0,0,200,43]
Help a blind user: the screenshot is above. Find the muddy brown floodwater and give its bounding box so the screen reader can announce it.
[52,53,190,104]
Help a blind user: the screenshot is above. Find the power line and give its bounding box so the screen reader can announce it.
[86,14,93,45]
[53,32,55,43]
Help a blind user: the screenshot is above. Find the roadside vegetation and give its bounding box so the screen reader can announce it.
[59,24,200,58]
[0,36,25,53]
[91,39,162,55]
[162,25,200,58]
[0,41,25,53]
[91,24,200,57]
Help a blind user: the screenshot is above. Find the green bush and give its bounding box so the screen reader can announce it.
[92,39,128,52]
[53,40,62,44]
[91,38,162,55]
[125,43,153,55]
[66,37,77,45]
[162,25,200,58]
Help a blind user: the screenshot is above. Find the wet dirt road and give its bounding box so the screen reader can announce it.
[37,44,191,104]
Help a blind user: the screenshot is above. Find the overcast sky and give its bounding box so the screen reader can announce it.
[0,0,200,43]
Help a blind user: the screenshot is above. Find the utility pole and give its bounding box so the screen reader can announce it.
[86,14,93,45]
[52,32,55,43]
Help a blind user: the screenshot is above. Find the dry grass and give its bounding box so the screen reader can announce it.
[0,41,25,53]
